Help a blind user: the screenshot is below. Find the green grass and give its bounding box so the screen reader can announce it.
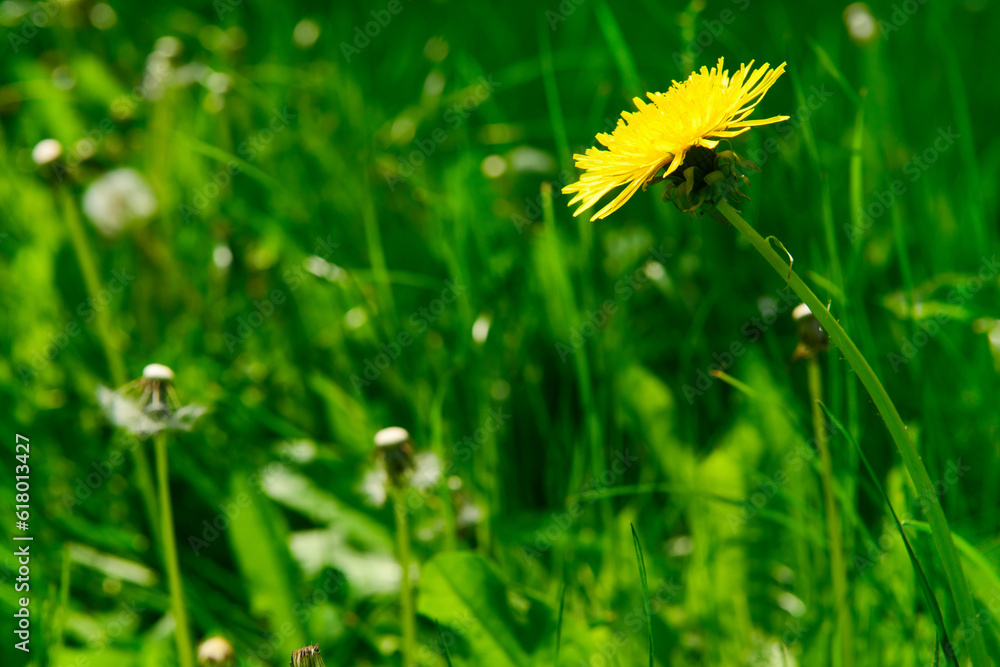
[2,1,1000,666]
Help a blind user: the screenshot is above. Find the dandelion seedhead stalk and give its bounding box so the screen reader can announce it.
[98,364,203,667]
[374,427,418,666]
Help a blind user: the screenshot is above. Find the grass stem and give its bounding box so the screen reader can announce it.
[393,487,417,666]
[807,357,853,667]
[155,433,194,667]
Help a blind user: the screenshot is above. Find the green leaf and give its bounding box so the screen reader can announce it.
[631,524,653,667]
[226,471,307,660]
[418,553,557,666]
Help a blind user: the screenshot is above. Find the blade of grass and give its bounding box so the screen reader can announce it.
[903,520,1000,607]
[555,582,566,666]
[539,18,571,176]
[592,0,642,99]
[630,523,653,667]
[808,40,862,107]
[819,404,959,667]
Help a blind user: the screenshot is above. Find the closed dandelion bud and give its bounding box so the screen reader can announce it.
[374,426,415,486]
[791,303,829,362]
[290,644,326,667]
[197,636,235,666]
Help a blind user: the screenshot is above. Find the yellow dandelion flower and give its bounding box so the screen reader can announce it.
[563,58,789,220]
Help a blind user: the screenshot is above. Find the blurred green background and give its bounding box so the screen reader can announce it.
[2,0,1000,665]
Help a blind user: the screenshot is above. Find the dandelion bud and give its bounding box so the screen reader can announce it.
[197,636,234,666]
[374,426,415,486]
[791,303,829,361]
[290,644,326,667]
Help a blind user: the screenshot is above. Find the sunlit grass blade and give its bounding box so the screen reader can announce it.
[808,39,862,107]
[630,523,653,667]
[555,582,566,666]
[592,0,642,98]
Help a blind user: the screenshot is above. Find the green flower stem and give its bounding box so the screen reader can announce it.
[717,199,988,667]
[807,357,852,667]
[60,186,160,539]
[154,433,194,667]
[393,487,417,666]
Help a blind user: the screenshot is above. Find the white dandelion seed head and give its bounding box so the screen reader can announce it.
[142,363,174,381]
[32,138,63,166]
[82,168,158,237]
[197,636,234,665]
[411,452,442,492]
[844,3,877,43]
[457,501,483,528]
[374,426,410,449]
[361,467,388,507]
[792,303,813,321]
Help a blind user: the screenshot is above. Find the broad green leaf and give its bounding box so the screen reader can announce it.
[227,471,307,660]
